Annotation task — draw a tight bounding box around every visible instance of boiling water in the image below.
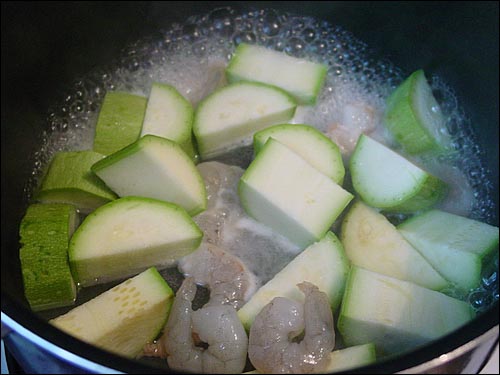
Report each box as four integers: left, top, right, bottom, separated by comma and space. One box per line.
29, 5, 497, 347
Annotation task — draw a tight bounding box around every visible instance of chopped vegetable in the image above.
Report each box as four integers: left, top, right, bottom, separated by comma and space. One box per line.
253, 123, 345, 184
50, 267, 174, 358
341, 201, 449, 290
321, 343, 377, 373
69, 196, 203, 287
92, 135, 207, 216
19, 203, 78, 311
239, 138, 353, 248
226, 43, 327, 105
35, 150, 117, 213
193, 81, 297, 159
350, 134, 448, 213
140, 82, 197, 160
238, 232, 349, 331
398, 209, 499, 292
93, 91, 147, 155
337, 267, 474, 356
243, 342, 378, 374
384, 69, 451, 154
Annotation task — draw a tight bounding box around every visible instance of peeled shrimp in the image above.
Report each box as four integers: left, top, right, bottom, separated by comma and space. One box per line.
144, 277, 248, 374
248, 281, 335, 374
178, 243, 257, 310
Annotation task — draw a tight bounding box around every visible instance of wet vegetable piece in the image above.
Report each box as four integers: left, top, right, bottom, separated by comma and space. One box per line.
92, 135, 207, 216
253, 123, 345, 184
398, 209, 499, 292
239, 138, 352, 248
226, 43, 327, 105
50, 267, 174, 358
384, 69, 451, 154
350, 134, 448, 213
238, 232, 349, 331
140, 82, 197, 160
19, 203, 78, 311
93, 91, 147, 155
338, 266, 474, 356
341, 200, 449, 291
193, 81, 297, 159
69, 197, 202, 287
36, 150, 117, 213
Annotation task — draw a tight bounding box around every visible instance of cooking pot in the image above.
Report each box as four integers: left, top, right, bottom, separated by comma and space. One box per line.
1, 1, 498, 373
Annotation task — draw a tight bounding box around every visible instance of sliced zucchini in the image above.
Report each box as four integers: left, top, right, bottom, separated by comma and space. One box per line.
92, 135, 206, 216
226, 43, 327, 105
239, 138, 353, 248
50, 267, 173, 358
245, 343, 377, 374
193, 81, 297, 159
238, 232, 349, 331
19, 203, 78, 311
322, 343, 377, 373
140, 82, 196, 160
69, 197, 203, 287
341, 201, 448, 291
93, 91, 147, 155
253, 124, 345, 184
398, 210, 499, 292
384, 69, 451, 154
337, 267, 474, 356
350, 134, 448, 213
35, 150, 117, 213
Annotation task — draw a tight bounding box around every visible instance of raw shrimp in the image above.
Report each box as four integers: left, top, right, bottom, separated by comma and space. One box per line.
178, 243, 257, 310
143, 277, 248, 374
248, 281, 335, 374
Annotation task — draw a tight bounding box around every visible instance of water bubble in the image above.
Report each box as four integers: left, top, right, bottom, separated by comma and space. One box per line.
232, 31, 256, 45
311, 40, 327, 53
284, 37, 305, 56
182, 23, 200, 41
259, 11, 281, 37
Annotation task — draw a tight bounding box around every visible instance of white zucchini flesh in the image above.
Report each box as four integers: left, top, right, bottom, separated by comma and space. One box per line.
337, 267, 474, 356
140, 82, 196, 159
226, 43, 327, 105
245, 343, 376, 374
50, 267, 174, 358
91, 135, 206, 216
384, 69, 451, 154
253, 123, 345, 184
341, 201, 449, 291
398, 209, 499, 291
69, 197, 203, 287
238, 232, 349, 331
193, 81, 297, 159
321, 343, 377, 373
239, 138, 353, 248
350, 134, 447, 213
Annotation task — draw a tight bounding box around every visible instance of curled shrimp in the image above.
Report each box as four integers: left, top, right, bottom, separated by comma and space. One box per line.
178, 243, 257, 310
248, 281, 335, 374
144, 277, 248, 374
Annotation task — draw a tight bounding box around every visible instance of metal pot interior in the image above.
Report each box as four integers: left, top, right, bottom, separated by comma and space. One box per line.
1, 2, 498, 373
